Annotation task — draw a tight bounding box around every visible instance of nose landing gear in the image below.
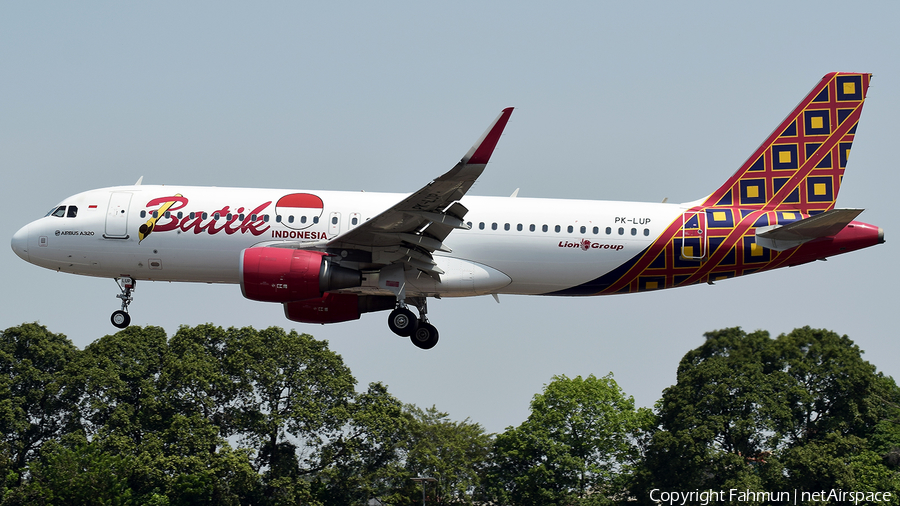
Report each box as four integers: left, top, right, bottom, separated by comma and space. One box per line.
110, 277, 134, 329
388, 297, 439, 349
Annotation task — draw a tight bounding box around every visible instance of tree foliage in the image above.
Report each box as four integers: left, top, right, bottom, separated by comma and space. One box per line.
637, 326, 900, 501
485, 374, 654, 505
0, 323, 410, 505
2, 323, 897, 505
402, 405, 493, 504
0, 324, 79, 484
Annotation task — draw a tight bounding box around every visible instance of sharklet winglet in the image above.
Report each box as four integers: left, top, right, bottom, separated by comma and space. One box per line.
461, 107, 514, 166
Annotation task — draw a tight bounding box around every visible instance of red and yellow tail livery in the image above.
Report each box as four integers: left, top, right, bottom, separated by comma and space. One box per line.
705, 72, 870, 213
558, 73, 881, 296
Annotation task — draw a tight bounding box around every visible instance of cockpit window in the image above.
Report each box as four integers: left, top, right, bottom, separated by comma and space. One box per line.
51, 206, 66, 218
67, 206, 78, 218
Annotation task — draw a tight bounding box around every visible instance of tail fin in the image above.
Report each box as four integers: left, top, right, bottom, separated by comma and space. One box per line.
703, 72, 871, 213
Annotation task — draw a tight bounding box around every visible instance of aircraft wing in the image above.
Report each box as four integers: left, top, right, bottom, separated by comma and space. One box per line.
755, 208, 864, 251
325, 107, 514, 277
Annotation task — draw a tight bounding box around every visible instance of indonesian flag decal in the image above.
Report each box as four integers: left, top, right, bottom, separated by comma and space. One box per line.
275, 193, 324, 230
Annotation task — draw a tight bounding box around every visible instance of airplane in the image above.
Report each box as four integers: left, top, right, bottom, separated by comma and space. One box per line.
11, 72, 884, 350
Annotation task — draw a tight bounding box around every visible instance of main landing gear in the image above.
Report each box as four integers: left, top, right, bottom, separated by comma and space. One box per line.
110, 277, 135, 329
388, 297, 439, 350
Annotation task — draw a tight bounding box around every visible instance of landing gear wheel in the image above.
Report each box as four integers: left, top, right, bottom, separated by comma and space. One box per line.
388, 308, 417, 337
111, 310, 131, 329
410, 322, 439, 350
111, 277, 135, 328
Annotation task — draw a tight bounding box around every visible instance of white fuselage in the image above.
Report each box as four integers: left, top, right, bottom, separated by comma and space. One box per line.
12, 185, 684, 297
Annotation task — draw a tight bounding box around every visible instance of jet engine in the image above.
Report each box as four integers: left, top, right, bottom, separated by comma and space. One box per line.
240, 247, 361, 303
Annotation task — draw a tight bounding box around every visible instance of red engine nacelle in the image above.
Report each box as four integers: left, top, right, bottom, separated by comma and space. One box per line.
284, 293, 361, 324
284, 293, 396, 324
240, 247, 361, 303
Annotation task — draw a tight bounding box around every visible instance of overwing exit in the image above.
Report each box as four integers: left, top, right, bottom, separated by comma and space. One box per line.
11, 73, 884, 349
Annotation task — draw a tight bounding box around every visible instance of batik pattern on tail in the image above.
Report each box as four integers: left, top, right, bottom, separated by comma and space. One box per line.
550, 73, 872, 296
703, 72, 870, 213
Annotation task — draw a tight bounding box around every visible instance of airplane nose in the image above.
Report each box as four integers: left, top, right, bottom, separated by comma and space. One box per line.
11, 224, 30, 262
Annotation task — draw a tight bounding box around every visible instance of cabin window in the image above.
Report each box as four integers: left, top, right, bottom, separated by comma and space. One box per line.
644, 228, 650, 236
239, 214, 244, 221
189, 212, 195, 219
554, 225, 561, 233
593, 226, 599, 234
466, 221, 472, 229
567, 225, 574, 233
479, 222, 485, 230
631, 228, 637, 236
251, 214, 257, 221
263, 215, 270, 222
517, 224, 523, 231
542, 224, 548, 232
177, 212, 183, 219
140, 210, 146, 218
351, 217, 358, 225
504, 223, 510, 231
491, 223, 497, 230
165, 211, 171, 219
226, 213, 232, 220
301, 216, 307, 223
580, 226, 586, 233
202, 212, 209, 220
530, 224, 535, 232
213, 213, 220, 220
606, 227, 612, 235
332, 216, 338, 225
288, 216, 294, 223
313, 216, 319, 224
618, 227, 624, 235
152, 211, 159, 218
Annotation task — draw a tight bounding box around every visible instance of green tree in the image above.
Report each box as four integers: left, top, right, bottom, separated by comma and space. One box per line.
311, 382, 410, 506
77, 326, 259, 505
163, 324, 245, 438
77, 326, 170, 448
773, 327, 900, 494
640, 328, 786, 493
20, 437, 134, 506
225, 326, 356, 504
775, 327, 886, 445
638, 327, 900, 502
0, 323, 80, 484
486, 374, 654, 506
402, 405, 493, 505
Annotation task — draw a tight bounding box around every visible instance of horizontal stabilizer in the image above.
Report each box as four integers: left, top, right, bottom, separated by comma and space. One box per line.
755, 208, 864, 251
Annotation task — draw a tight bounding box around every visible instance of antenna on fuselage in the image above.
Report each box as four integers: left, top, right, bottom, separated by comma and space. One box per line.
134, 176, 144, 186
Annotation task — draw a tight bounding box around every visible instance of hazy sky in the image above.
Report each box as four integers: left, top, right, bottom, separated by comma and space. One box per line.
3, 2, 899, 434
